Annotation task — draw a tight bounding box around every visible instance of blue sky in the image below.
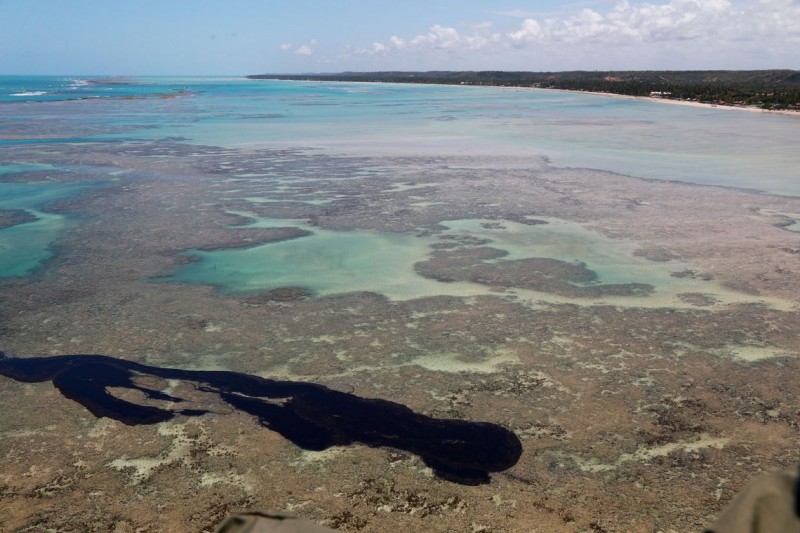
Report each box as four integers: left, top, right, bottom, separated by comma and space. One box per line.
1, 0, 798, 75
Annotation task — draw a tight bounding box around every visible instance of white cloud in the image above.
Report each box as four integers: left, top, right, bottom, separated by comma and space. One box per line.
356, 0, 800, 69
294, 39, 317, 56
508, 0, 740, 46
279, 43, 292, 51
365, 24, 501, 56
471, 20, 494, 31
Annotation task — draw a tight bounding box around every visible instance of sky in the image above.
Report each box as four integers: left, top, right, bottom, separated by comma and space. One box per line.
0, 0, 798, 75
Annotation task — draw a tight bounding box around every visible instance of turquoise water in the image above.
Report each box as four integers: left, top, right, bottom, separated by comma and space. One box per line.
164, 217, 460, 300
0, 180, 90, 278
2, 75, 799, 295
162, 214, 781, 308
2, 76, 799, 194
0, 75, 193, 103
0, 163, 56, 175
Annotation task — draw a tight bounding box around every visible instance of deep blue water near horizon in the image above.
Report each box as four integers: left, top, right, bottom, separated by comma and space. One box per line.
0, 75, 198, 103
2, 74, 799, 196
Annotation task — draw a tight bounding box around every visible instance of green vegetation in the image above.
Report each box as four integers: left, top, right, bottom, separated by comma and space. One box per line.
248, 70, 800, 111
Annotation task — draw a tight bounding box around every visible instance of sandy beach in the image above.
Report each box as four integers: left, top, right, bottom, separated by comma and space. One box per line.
548, 87, 800, 116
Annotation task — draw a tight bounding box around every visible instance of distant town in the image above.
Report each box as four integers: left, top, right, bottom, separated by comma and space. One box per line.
248, 70, 800, 111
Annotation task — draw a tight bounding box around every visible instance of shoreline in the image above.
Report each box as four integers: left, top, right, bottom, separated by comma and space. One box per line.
251, 76, 800, 117
465, 82, 800, 117
554, 88, 800, 117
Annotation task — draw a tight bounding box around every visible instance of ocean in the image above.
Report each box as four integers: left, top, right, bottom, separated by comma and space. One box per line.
2, 76, 799, 193
2, 75, 798, 295
1, 75, 800, 531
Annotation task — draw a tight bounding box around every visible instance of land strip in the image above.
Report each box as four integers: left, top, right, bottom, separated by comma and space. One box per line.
248, 70, 800, 112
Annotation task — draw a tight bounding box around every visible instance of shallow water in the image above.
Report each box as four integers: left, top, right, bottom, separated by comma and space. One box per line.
2, 76, 799, 298
162, 213, 779, 309
161, 216, 486, 300
0, 180, 90, 278
2, 76, 799, 195
2, 76, 800, 531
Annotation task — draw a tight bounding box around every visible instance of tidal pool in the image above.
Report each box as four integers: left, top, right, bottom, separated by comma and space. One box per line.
0, 180, 90, 278
162, 214, 775, 309
164, 216, 486, 300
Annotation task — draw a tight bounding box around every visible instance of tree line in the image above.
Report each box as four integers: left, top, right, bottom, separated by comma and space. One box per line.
248, 70, 800, 110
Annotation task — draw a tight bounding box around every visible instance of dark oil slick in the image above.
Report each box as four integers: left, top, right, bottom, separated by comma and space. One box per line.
0, 351, 522, 485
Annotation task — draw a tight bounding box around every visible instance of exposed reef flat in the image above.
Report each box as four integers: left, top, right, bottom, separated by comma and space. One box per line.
1, 139, 799, 532
0, 209, 36, 230
0, 352, 521, 486
414, 246, 654, 298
